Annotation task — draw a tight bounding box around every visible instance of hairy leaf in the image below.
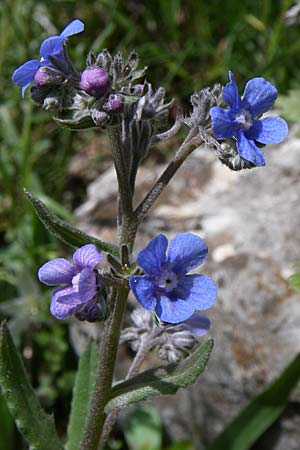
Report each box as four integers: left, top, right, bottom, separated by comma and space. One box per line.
66, 341, 98, 450
25, 191, 119, 256
105, 339, 213, 413
53, 116, 96, 130
0, 322, 63, 450
207, 352, 300, 450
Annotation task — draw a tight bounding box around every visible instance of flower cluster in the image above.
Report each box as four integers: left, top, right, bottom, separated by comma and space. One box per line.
121, 308, 211, 363
210, 71, 288, 167
38, 244, 104, 321
12, 20, 146, 120
12, 20, 84, 110
129, 233, 217, 324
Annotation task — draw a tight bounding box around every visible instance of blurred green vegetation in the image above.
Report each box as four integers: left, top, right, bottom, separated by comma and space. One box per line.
0, 0, 300, 448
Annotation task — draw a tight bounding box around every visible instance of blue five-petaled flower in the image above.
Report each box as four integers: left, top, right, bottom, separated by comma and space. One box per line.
129, 233, 217, 324
38, 244, 102, 320
12, 19, 84, 96
210, 71, 288, 167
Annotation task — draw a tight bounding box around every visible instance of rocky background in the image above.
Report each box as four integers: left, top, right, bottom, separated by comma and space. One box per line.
72, 125, 300, 450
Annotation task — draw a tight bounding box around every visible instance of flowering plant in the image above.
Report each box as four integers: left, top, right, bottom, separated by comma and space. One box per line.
0, 18, 289, 450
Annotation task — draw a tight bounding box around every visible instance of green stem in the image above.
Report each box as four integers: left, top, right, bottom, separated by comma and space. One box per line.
80, 285, 130, 450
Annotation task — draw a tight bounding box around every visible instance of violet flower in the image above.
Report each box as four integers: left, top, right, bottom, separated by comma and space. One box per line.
210, 71, 288, 166
129, 233, 217, 324
38, 244, 103, 320
12, 19, 84, 95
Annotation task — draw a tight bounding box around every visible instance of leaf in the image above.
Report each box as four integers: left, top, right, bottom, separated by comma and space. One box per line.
0, 322, 64, 450
0, 393, 15, 450
25, 191, 119, 256
53, 116, 97, 130
66, 341, 98, 450
105, 339, 213, 414
207, 352, 300, 450
123, 405, 162, 450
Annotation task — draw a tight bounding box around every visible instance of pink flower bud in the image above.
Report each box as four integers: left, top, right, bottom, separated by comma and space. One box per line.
80, 67, 110, 98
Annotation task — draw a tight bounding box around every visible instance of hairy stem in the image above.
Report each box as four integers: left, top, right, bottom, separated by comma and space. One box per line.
80, 285, 129, 450
97, 326, 162, 448
108, 125, 133, 235
134, 127, 202, 225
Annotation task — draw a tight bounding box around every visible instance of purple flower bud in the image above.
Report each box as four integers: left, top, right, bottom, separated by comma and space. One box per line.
34, 68, 50, 86
80, 67, 110, 98
33, 67, 64, 87
104, 94, 123, 113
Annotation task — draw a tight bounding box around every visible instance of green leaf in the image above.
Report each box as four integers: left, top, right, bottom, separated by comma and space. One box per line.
123, 405, 162, 450
66, 341, 98, 450
105, 339, 213, 414
0, 322, 64, 450
207, 352, 300, 450
25, 191, 119, 256
289, 273, 300, 291
0, 393, 15, 450
53, 116, 97, 130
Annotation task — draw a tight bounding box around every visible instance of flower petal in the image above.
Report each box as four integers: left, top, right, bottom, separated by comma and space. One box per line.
242, 77, 278, 116
236, 131, 266, 166
129, 276, 157, 309
50, 287, 81, 319
245, 117, 288, 144
60, 19, 85, 38
78, 268, 97, 302
223, 71, 241, 111
155, 295, 194, 324
12, 60, 40, 90
38, 258, 75, 286
182, 313, 210, 336
73, 244, 103, 269
136, 234, 168, 274
180, 274, 217, 310
210, 107, 236, 139
167, 233, 208, 273
40, 36, 64, 61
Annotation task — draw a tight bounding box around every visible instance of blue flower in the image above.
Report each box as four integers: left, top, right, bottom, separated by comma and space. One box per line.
38, 244, 103, 320
129, 233, 217, 324
210, 71, 288, 167
12, 19, 84, 96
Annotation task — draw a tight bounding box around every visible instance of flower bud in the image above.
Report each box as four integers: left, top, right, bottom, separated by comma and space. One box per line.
80, 67, 110, 98
104, 94, 123, 113
34, 67, 64, 87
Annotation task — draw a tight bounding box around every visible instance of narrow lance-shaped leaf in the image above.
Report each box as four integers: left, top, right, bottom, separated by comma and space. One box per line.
0, 322, 64, 450
66, 340, 98, 450
54, 116, 97, 130
25, 191, 119, 256
105, 339, 213, 414
207, 352, 300, 450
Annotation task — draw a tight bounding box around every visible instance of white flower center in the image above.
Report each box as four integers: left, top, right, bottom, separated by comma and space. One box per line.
234, 110, 253, 130
72, 273, 80, 291
157, 270, 178, 293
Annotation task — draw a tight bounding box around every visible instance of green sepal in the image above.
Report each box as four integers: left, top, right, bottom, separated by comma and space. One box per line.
105, 339, 213, 413
0, 322, 64, 450
53, 116, 96, 130
25, 191, 119, 256
66, 341, 98, 450
207, 351, 300, 450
